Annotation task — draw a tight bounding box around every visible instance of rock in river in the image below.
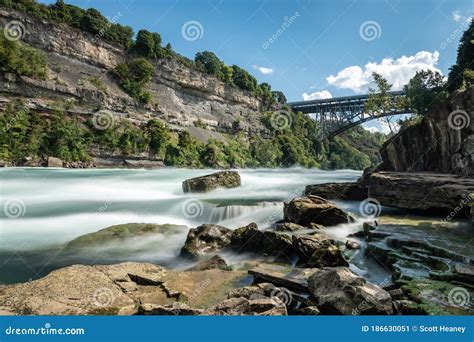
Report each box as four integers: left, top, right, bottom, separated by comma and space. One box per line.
180, 224, 233, 259
284, 195, 354, 227
182, 171, 241, 193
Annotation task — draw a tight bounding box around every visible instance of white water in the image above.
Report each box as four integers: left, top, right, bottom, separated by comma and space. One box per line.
1, 167, 389, 283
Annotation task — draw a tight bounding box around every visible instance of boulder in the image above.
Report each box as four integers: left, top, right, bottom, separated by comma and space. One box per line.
206, 297, 287, 316
185, 255, 228, 271
64, 223, 186, 251
345, 240, 360, 250
275, 222, 323, 232
138, 302, 204, 315
180, 224, 233, 259
292, 234, 348, 268
182, 171, 241, 193
308, 267, 393, 315
284, 196, 353, 227
0, 262, 248, 315
230, 223, 263, 252
230, 223, 293, 258
47, 156, 63, 167
248, 264, 317, 292
305, 182, 367, 201
368, 172, 474, 215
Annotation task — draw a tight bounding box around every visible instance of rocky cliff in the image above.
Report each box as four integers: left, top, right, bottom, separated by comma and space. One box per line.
380, 88, 474, 176
0, 8, 266, 141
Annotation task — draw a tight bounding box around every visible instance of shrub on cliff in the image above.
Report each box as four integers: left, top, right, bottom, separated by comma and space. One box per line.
404, 70, 448, 115
112, 58, 154, 103
1, 0, 134, 47
0, 35, 47, 79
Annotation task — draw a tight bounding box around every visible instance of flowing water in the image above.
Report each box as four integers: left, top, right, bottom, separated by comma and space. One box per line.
0, 167, 467, 285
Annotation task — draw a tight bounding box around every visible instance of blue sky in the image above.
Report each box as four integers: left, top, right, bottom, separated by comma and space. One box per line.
41, 0, 472, 132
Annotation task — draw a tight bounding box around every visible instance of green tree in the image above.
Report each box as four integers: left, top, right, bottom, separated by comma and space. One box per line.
447, 19, 474, 91
113, 58, 154, 103
404, 70, 447, 115
146, 120, 170, 159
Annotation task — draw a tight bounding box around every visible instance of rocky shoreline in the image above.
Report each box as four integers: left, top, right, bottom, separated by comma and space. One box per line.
1, 174, 472, 316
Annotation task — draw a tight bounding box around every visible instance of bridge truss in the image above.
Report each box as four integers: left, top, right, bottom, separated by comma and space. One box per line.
288, 91, 410, 138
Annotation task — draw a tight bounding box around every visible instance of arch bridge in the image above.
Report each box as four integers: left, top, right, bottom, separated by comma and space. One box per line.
288, 91, 410, 138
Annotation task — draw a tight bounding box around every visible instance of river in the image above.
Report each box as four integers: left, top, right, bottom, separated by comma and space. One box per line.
0, 167, 466, 286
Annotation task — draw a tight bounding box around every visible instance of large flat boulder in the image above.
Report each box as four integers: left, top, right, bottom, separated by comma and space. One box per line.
64, 223, 187, 251
182, 171, 241, 193
305, 182, 367, 201
248, 264, 318, 292
0, 262, 247, 315
284, 196, 354, 227
308, 267, 393, 315
368, 172, 474, 216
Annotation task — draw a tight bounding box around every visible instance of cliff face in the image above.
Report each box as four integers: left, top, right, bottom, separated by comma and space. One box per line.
380, 88, 474, 176
0, 8, 265, 140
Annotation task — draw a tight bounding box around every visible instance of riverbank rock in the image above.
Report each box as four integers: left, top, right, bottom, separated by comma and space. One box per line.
185, 255, 228, 271
292, 233, 348, 268
304, 182, 367, 201
308, 267, 393, 315
275, 222, 323, 232
180, 224, 233, 259
368, 172, 474, 216
248, 264, 317, 292
0, 262, 248, 315
399, 278, 474, 315
47, 156, 63, 167
64, 223, 187, 251
365, 223, 473, 282
284, 196, 354, 227
182, 171, 241, 193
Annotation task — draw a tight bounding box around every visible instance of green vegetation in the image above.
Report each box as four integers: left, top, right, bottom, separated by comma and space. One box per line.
0, 0, 134, 47
0, 34, 47, 79
447, 19, 474, 92
0, 102, 381, 169
112, 58, 154, 103
404, 70, 447, 115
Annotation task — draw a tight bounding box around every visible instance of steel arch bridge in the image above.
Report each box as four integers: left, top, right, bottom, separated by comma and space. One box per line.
288, 91, 411, 138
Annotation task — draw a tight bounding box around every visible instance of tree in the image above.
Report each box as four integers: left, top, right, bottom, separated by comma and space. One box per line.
231, 65, 257, 91
447, 19, 474, 91
146, 120, 170, 159
365, 73, 407, 134
404, 70, 447, 115
134, 30, 162, 59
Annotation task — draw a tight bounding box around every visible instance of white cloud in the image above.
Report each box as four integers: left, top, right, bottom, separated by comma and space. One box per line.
326, 51, 441, 93
252, 65, 274, 75
452, 10, 462, 22
451, 10, 473, 23
302, 90, 333, 101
